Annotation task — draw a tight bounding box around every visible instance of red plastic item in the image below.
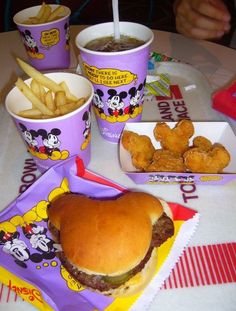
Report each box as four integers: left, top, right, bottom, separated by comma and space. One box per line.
212, 81, 236, 120
75, 156, 125, 191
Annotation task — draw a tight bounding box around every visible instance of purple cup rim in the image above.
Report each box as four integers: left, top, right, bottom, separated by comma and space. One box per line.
75, 22, 154, 56
5, 72, 94, 123
13, 4, 71, 27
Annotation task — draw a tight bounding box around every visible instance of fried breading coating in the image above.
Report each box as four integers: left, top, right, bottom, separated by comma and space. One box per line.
121, 130, 155, 170
153, 119, 194, 155
183, 143, 230, 173
145, 149, 186, 172
192, 136, 212, 151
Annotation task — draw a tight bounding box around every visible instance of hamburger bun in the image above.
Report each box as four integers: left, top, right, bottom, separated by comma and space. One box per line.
48, 191, 174, 297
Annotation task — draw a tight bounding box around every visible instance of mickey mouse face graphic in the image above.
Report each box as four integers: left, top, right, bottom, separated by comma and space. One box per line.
129, 85, 142, 106
45, 132, 60, 148
82, 110, 91, 139
19, 123, 39, 151
38, 128, 61, 155
106, 89, 127, 116
64, 22, 70, 47
124, 82, 145, 115
23, 130, 38, 146
21, 30, 38, 54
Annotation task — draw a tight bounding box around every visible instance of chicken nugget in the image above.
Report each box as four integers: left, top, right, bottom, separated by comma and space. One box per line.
183, 143, 230, 173
121, 130, 155, 170
146, 149, 185, 172
153, 119, 194, 155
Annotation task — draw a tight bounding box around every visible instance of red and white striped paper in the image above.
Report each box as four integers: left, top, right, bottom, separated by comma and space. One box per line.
162, 242, 236, 290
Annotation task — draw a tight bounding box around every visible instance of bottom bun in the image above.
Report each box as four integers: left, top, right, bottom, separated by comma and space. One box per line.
103, 248, 158, 298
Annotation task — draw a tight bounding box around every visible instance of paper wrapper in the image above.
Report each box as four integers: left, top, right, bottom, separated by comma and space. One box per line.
148, 52, 179, 71
0, 156, 199, 311
145, 73, 171, 97
144, 52, 178, 98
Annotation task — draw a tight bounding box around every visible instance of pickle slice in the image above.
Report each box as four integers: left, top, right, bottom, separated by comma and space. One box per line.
102, 271, 132, 285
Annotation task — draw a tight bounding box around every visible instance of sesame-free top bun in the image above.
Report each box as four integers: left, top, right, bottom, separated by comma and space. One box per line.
48, 192, 164, 276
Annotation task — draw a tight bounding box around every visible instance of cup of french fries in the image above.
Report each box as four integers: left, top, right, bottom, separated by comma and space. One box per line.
5, 58, 94, 173
13, 3, 71, 70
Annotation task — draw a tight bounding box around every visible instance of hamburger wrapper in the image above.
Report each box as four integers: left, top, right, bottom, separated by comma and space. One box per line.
0, 156, 199, 311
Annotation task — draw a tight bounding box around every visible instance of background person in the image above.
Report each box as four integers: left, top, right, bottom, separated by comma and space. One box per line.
173, 0, 236, 48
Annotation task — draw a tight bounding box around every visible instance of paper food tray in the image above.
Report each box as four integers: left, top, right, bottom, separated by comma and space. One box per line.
120, 121, 236, 185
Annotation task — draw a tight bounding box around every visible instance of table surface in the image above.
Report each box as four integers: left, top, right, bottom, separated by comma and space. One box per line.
0, 25, 236, 311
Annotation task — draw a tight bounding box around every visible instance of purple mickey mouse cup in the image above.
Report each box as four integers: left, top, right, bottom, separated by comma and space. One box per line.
13, 5, 71, 70
5, 72, 94, 173
75, 22, 154, 143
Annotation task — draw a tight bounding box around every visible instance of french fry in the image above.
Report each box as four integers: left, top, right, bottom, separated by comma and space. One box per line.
75, 97, 86, 108
18, 108, 43, 119
20, 114, 44, 119
45, 90, 56, 111
15, 77, 54, 116
38, 4, 52, 23
54, 102, 78, 116
55, 91, 66, 107
39, 83, 46, 101
24, 17, 39, 24
47, 5, 65, 22
16, 58, 63, 93
59, 81, 78, 102
30, 79, 41, 98
36, 2, 46, 20
38, 114, 54, 119
30, 79, 45, 102
15, 58, 87, 119
22, 3, 66, 25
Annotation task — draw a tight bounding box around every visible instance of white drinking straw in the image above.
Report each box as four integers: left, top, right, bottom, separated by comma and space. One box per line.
112, 0, 120, 40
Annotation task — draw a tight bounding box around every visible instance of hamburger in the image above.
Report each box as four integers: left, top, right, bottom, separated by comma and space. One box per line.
48, 191, 174, 297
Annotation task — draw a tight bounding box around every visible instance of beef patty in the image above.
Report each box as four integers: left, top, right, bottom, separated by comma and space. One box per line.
49, 213, 174, 292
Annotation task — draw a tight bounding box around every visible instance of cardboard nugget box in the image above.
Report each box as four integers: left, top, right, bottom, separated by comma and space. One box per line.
119, 121, 236, 185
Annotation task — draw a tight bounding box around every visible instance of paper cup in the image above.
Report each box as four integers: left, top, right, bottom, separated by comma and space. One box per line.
5, 73, 94, 173
13, 5, 71, 70
75, 22, 154, 143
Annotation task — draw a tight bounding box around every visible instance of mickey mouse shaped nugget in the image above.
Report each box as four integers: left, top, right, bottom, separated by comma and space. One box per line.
122, 130, 155, 170
146, 149, 185, 172
153, 119, 194, 155
183, 141, 230, 173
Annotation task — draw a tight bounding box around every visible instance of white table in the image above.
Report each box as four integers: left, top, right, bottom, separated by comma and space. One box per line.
0, 26, 235, 311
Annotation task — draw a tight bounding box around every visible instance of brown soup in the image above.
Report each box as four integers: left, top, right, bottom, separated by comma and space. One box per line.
84, 35, 145, 52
